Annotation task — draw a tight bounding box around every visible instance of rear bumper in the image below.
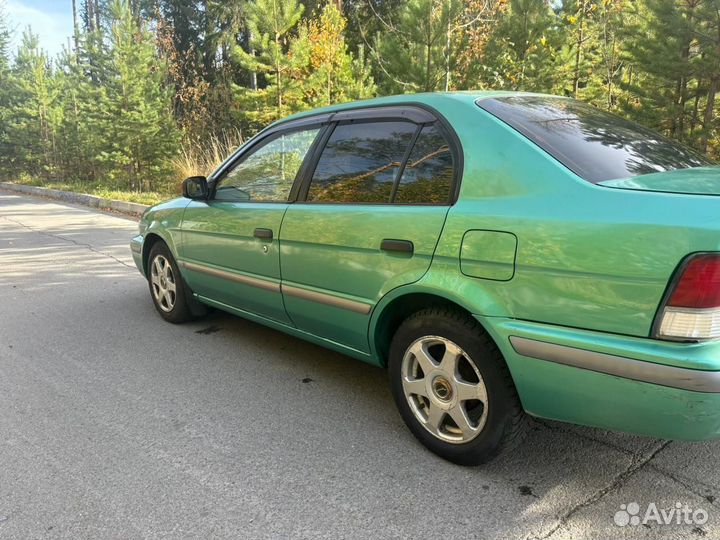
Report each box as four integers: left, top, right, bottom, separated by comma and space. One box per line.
130, 235, 144, 276
479, 316, 720, 440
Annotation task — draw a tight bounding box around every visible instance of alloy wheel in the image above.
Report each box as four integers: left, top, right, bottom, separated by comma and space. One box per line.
150, 255, 177, 312
401, 335, 489, 444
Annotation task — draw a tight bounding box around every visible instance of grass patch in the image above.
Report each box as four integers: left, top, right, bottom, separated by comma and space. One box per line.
9, 178, 174, 206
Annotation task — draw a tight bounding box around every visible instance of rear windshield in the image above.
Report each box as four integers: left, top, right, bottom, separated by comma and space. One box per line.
478, 96, 712, 183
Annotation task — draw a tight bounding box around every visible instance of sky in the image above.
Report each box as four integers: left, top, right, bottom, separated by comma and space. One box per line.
4, 0, 74, 58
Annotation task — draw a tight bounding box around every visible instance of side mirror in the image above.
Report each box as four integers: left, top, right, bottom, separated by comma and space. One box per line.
182, 176, 209, 200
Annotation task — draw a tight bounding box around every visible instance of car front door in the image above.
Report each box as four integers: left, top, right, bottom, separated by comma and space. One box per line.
279, 109, 459, 353
180, 125, 323, 323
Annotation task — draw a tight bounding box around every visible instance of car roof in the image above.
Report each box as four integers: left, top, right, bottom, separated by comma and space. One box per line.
268, 91, 555, 128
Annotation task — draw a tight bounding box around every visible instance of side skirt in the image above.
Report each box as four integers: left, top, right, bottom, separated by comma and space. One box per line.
194, 294, 380, 366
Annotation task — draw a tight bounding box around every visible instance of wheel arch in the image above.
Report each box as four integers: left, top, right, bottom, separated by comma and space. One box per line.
143, 230, 208, 318
371, 289, 482, 368
141, 232, 168, 277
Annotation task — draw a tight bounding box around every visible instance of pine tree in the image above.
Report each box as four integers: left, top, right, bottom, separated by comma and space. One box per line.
553, 0, 634, 108
145, 0, 208, 111
556, 0, 599, 98
0, 0, 9, 73
54, 42, 107, 182
301, 1, 375, 107
100, 0, 179, 191
3, 31, 59, 180
82, 0, 105, 32
624, 0, 701, 142
0, 0, 718, 191
481, 0, 560, 92
73, 0, 178, 191
591, 0, 632, 110
694, 0, 720, 154
232, 0, 305, 128
343, 0, 406, 57
0, 0, 12, 179
372, 0, 466, 93
454, 0, 509, 90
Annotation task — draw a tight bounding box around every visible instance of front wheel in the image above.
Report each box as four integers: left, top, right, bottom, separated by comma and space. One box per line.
147, 242, 195, 323
388, 307, 527, 465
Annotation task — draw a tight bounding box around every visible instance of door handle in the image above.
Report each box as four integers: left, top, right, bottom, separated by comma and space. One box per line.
254, 228, 273, 240
380, 239, 414, 254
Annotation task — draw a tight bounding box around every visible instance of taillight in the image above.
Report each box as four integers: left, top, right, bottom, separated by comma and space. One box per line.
656, 253, 720, 340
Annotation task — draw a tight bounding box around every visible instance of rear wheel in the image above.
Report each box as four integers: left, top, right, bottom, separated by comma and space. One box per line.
388, 307, 526, 465
147, 242, 195, 323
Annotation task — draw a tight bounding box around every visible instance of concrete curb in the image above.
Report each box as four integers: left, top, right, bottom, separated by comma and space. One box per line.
0, 182, 150, 216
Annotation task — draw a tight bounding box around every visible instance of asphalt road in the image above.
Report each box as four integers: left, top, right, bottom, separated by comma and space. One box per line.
1, 192, 720, 539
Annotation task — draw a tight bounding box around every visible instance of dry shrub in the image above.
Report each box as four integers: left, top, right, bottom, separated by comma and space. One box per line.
172, 128, 245, 181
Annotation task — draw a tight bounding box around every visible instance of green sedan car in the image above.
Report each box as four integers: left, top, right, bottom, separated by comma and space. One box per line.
131, 91, 720, 465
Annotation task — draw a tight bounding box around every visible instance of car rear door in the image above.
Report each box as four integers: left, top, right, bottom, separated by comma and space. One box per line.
179, 121, 325, 323
279, 107, 460, 353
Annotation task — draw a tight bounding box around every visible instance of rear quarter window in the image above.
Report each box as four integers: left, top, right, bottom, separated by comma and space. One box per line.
394, 123, 454, 204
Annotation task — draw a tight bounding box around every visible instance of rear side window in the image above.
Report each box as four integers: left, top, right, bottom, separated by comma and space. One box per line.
394, 123, 454, 204
478, 96, 711, 183
307, 121, 417, 203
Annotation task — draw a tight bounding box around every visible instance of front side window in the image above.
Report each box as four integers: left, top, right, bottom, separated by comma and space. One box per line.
215, 128, 320, 202
478, 96, 711, 183
307, 121, 417, 203
394, 123, 454, 204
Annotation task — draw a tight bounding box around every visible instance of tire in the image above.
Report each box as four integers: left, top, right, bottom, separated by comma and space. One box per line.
147, 242, 195, 324
388, 307, 527, 465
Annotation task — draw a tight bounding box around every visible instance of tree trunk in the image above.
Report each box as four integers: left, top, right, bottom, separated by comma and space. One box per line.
676, 2, 697, 140
690, 80, 702, 133
602, 4, 612, 109
702, 76, 718, 153
572, 1, 587, 98
426, 39, 432, 92
95, 0, 101, 33
444, 18, 451, 92
275, 33, 282, 112
678, 75, 688, 139
86, 0, 95, 32
519, 7, 529, 89
71, 0, 80, 52
249, 30, 257, 91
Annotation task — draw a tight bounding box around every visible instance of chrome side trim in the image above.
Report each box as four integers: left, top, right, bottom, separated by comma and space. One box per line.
180, 261, 280, 293
509, 335, 720, 393
179, 260, 372, 314
282, 284, 372, 315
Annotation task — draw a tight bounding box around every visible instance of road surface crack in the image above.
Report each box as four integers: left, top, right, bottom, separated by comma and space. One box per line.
1, 215, 136, 270
646, 463, 720, 505
527, 440, 672, 539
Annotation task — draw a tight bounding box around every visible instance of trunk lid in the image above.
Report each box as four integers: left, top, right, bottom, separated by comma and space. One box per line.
599, 166, 720, 196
